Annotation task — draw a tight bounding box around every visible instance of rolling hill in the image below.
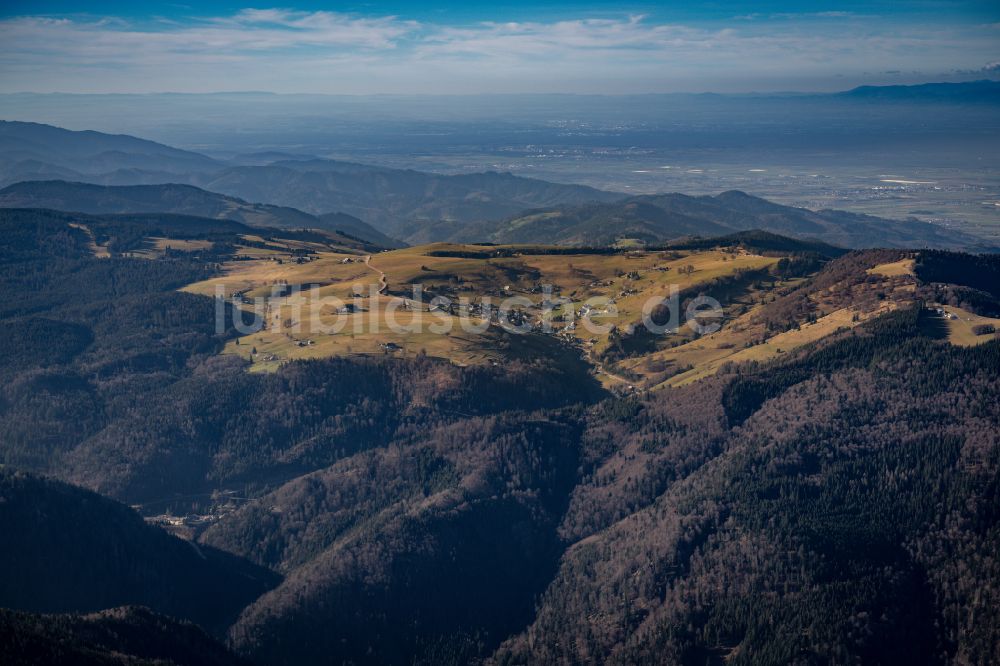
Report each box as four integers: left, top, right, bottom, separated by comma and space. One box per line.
0, 206, 998, 664
0, 606, 248, 666
465, 190, 995, 250
193, 159, 623, 237
0, 120, 221, 184
0, 469, 279, 635
0, 122, 623, 240
0, 180, 401, 248
316, 211, 403, 249
2, 122, 993, 252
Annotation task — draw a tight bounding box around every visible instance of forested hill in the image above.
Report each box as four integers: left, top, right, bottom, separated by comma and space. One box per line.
0, 206, 997, 664
0, 606, 249, 666
459, 190, 995, 250
195, 161, 623, 237
0, 120, 220, 178
496, 308, 1000, 664
0, 122, 622, 241
0, 180, 400, 248
2, 122, 993, 252
0, 470, 279, 635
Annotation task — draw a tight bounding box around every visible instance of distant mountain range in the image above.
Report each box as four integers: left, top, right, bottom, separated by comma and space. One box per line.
0, 121, 621, 239
0, 120, 220, 181
837, 79, 1000, 102
193, 159, 622, 236
435, 190, 996, 250
0, 180, 402, 249
0, 120, 995, 251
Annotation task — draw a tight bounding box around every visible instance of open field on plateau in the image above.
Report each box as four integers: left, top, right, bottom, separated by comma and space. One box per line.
933, 304, 1000, 346
183, 240, 779, 378
174, 231, 997, 391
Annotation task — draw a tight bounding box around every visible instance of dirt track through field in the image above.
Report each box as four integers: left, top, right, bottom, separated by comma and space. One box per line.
365, 255, 388, 294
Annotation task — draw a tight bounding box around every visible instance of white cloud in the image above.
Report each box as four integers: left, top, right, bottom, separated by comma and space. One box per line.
0, 10, 416, 64
0, 9, 996, 93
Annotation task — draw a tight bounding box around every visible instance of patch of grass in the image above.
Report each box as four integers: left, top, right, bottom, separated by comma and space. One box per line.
186, 242, 787, 373
67, 223, 110, 259
867, 259, 915, 278
931, 304, 1000, 347
662, 305, 896, 387
128, 237, 214, 259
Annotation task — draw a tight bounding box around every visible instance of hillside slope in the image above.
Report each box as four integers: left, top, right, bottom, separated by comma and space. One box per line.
0, 123, 622, 240
195, 160, 622, 237
0, 208, 998, 664
0, 606, 247, 666
2, 122, 989, 251
0, 470, 279, 634
0, 180, 397, 247
496, 312, 1000, 664
196, 306, 1000, 665
0, 120, 220, 182
476, 190, 993, 250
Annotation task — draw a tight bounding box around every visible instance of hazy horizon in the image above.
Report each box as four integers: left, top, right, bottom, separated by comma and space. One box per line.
1, 1, 998, 94
3, 80, 999, 97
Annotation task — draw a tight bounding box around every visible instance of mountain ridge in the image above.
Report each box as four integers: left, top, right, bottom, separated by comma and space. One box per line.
0, 469, 280, 635
0, 122, 625, 238
1, 121, 994, 252
837, 79, 1000, 102
472, 190, 996, 251
0, 179, 402, 248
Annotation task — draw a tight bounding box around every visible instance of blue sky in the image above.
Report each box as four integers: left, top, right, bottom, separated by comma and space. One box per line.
0, 1, 997, 93
4, 1, 999, 22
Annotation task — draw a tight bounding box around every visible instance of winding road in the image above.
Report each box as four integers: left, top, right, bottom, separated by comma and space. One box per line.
364, 255, 388, 294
